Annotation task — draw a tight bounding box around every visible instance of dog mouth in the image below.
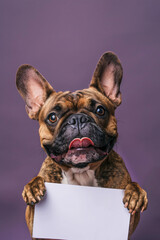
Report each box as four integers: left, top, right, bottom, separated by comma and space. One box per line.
46, 137, 113, 168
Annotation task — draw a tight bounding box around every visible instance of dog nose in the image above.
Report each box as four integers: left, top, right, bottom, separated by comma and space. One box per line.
68, 114, 89, 129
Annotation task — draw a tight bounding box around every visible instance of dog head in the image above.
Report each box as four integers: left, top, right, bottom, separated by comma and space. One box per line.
16, 52, 123, 170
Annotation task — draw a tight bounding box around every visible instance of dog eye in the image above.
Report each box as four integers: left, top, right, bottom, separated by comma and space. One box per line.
96, 106, 105, 116
47, 112, 57, 123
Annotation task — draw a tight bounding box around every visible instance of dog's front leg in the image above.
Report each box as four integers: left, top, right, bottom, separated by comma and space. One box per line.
123, 182, 148, 238
22, 158, 62, 239
22, 176, 46, 205
22, 176, 46, 239
123, 182, 148, 215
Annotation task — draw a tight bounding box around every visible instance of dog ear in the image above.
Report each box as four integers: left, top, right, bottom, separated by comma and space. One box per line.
16, 65, 54, 120
90, 52, 123, 107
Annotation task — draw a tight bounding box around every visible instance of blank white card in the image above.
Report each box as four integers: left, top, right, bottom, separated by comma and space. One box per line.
33, 183, 130, 240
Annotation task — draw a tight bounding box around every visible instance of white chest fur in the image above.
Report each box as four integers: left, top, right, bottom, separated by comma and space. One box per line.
62, 166, 98, 187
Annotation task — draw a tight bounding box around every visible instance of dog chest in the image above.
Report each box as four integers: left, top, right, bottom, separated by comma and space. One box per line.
62, 167, 98, 186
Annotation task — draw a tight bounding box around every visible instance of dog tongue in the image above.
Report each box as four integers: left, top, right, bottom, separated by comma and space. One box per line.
69, 137, 94, 149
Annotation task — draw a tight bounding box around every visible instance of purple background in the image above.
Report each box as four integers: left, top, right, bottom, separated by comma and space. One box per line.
1, 0, 160, 239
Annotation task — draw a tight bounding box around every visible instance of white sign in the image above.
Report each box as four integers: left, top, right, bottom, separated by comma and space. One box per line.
33, 183, 130, 240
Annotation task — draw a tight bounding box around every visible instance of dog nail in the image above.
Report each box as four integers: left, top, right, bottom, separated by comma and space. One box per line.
124, 202, 128, 208
40, 190, 43, 195
37, 196, 41, 201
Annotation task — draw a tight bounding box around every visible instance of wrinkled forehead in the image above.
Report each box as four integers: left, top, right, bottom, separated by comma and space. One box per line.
39, 88, 114, 119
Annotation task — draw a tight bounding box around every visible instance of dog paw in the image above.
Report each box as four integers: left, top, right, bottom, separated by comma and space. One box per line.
123, 182, 148, 215
22, 176, 46, 205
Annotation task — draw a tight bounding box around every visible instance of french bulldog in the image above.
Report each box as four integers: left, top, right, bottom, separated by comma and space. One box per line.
16, 52, 148, 240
